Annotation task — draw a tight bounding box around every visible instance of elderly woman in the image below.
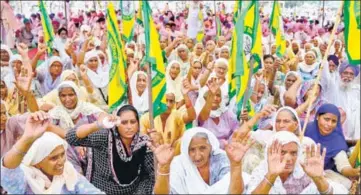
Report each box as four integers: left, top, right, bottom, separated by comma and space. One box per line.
168, 44, 191, 77
298, 51, 320, 81
1, 111, 104, 194
82, 50, 109, 112
151, 127, 252, 194
219, 46, 230, 60
195, 78, 238, 148
247, 131, 347, 194
129, 71, 148, 116
38, 70, 97, 112
192, 42, 204, 59
0, 44, 13, 81
2, 54, 23, 89
186, 60, 203, 105
290, 40, 304, 62
66, 105, 155, 194
166, 61, 184, 105
305, 103, 360, 190
35, 56, 65, 96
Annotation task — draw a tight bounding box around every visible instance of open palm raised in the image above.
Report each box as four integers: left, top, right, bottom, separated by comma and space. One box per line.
14, 66, 33, 95
23, 111, 50, 141
300, 144, 326, 178
223, 132, 255, 165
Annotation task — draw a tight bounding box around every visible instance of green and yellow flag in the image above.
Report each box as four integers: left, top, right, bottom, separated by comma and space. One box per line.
229, 0, 262, 117
141, 0, 167, 117
215, 15, 222, 40
136, 1, 143, 26
39, 0, 55, 53
232, 0, 242, 24
120, 0, 135, 43
270, 1, 287, 58
196, 9, 205, 43
107, 2, 128, 112
343, 1, 360, 65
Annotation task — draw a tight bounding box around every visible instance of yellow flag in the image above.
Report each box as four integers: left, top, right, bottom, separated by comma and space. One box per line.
107, 2, 128, 112
344, 1, 360, 65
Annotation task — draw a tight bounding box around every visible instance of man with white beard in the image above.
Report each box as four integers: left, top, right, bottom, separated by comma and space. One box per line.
321, 60, 360, 146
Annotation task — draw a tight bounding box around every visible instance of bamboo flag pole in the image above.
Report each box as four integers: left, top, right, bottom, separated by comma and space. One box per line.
146, 63, 155, 129
299, 1, 344, 142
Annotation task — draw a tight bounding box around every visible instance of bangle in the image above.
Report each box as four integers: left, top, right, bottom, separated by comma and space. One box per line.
13, 146, 27, 156
157, 170, 170, 176
264, 176, 274, 187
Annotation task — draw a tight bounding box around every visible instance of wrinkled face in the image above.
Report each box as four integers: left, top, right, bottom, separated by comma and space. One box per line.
334, 41, 341, 50
165, 93, 176, 113
328, 60, 337, 73
271, 45, 277, 54
211, 89, 222, 110
313, 39, 319, 47
186, 39, 194, 50
340, 67, 355, 83
191, 61, 202, 77
59, 30, 67, 40
0, 103, 7, 130
160, 39, 168, 50
292, 43, 299, 53
136, 74, 147, 94
11, 60, 23, 74
0, 49, 10, 63
257, 84, 265, 103
35, 145, 66, 177
215, 64, 227, 79
275, 110, 299, 133
217, 37, 226, 47
285, 74, 297, 90
188, 137, 212, 168
220, 49, 230, 59
280, 142, 298, 174
64, 74, 78, 85
117, 110, 139, 140
264, 57, 274, 70
206, 41, 215, 52
317, 113, 338, 136
169, 63, 180, 80
49, 61, 63, 77
320, 44, 327, 55
305, 44, 312, 53
0, 81, 8, 100
177, 48, 188, 60
59, 87, 77, 110
195, 44, 204, 56
87, 57, 99, 72
304, 53, 315, 65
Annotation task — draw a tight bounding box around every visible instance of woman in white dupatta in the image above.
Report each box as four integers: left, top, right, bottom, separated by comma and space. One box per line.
298, 51, 320, 81
83, 50, 109, 112
150, 127, 253, 194
247, 131, 347, 194
1, 111, 104, 194
129, 71, 149, 116
166, 60, 184, 106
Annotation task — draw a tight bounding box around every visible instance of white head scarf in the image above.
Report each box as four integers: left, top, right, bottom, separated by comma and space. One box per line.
174, 44, 190, 76
298, 51, 318, 73
48, 81, 103, 130
84, 50, 109, 88
272, 107, 301, 135
130, 71, 149, 115
21, 132, 78, 194
166, 60, 184, 102
195, 73, 227, 118
279, 71, 299, 106
169, 127, 249, 194
0, 44, 14, 86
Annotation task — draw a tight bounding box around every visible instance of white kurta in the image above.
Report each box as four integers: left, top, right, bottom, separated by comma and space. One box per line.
321, 62, 360, 140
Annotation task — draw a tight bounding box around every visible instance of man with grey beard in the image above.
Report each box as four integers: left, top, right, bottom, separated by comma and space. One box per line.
321, 60, 360, 146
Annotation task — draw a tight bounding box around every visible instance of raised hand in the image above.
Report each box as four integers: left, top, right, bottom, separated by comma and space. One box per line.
147, 129, 164, 147
240, 109, 249, 122
258, 104, 278, 118
267, 140, 287, 176
181, 78, 192, 95
16, 43, 29, 58
147, 131, 175, 166
224, 132, 255, 166
14, 66, 33, 96
23, 111, 50, 141
37, 42, 47, 56
300, 144, 326, 179
206, 60, 214, 71
206, 77, 220, 95
79, 64, 88, 78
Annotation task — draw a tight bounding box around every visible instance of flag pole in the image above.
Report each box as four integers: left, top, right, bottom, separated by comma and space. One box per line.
321, 0, 325, 28
64, 0, 68, 29
299, 1, 344, 142
146, 63, 155, 129
241, 57, 255, 118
